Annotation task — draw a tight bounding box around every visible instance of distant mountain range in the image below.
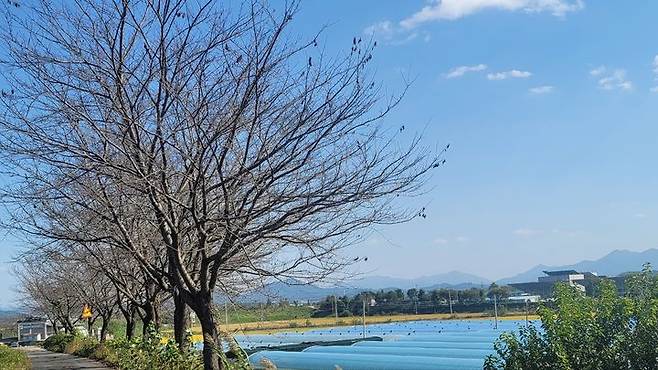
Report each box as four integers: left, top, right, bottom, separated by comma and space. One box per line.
220, 248, 658, 302
221, 281, 362, 303
349, 271, 491, 290
498, 248, 658, 284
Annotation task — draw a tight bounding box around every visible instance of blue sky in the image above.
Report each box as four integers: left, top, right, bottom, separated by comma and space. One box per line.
291, 0, 658, 282
3, 0, 658, 305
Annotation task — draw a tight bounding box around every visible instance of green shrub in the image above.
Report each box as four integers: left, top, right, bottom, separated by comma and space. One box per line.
108, 326, 203, 370
90, 342, 118, 364
219, 336, 252, 370
65, 337, 100, 357
43, 333, 75, 353
485, 263, 658, 370
0, 345, 30, 370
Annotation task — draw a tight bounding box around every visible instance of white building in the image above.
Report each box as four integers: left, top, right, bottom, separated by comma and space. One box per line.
17, 317, 54, 342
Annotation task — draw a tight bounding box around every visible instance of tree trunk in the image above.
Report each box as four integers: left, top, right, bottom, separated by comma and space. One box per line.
125, 306, 136, 340
61, 317, 74, 334
100, 315, 110, 342
191, 294, 222, 370
173, 290, 189, 350
142, 302, 160, 337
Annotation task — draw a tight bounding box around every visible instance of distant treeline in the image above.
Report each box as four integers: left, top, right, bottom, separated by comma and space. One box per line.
311, 284, 534, 317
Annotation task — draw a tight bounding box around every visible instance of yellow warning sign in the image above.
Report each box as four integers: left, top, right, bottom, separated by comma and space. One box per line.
81, 304, 93, 319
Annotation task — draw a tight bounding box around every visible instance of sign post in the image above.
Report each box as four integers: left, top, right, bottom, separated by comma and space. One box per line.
81, 304, 93, 337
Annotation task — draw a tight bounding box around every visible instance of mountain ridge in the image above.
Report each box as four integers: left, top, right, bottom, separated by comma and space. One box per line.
219, 248, 658, 302
498, 248, 658, 284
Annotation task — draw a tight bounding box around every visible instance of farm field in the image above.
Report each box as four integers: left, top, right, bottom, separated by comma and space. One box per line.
238, 319, 533, 370
182, 312, 538, 343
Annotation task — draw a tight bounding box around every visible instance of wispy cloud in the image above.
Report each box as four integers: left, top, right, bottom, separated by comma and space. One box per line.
513, 228, 543, 237
593, 67, 632, 91
529, 85, 554, 94
455, 236, 470, 243
443, 64, 487, 79
365, 0, 583, 46
400, 0, 585, 29
650, 56, 658, 92
433, 237, 449, 245
487, 70, 532, 80
363, 21, 428, 45
589, 66, 606, 76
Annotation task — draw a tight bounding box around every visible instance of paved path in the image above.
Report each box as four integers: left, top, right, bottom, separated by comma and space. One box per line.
21, 347, 112, 370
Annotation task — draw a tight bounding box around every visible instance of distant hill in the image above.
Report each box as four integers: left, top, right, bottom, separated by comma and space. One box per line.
350, 271, 491, 290
499, 248, 658, 284
0, 310, 19, 318
215, 249, 658, 302
218, 271, 492, 303
215, 279, 363, 303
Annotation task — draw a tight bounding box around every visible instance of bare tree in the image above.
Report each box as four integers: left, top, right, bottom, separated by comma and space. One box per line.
0, 1, 443, 368
14, 257, 82, 334
15, 248, 119, 341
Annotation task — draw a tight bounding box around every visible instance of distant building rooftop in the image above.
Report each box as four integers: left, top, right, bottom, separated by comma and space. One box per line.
17, 317, 48, 324
543, 270, 579, 276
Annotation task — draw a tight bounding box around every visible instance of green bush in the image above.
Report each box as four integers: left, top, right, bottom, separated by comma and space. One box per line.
108, 326, 203, 370
0, 345, 30, 370
485, 263, 658, 370
65, 337, 100, 358
43, 333, 76, 353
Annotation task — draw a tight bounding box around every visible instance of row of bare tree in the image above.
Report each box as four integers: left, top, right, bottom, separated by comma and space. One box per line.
0, 1, 441, 369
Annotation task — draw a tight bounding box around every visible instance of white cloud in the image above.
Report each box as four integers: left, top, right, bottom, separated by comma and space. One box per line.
589, 66, 606, 76
593, 68, 632, 91
363, 21, 429, 46
487, 70, 532, 80
433, 237, 449, 245
364, 21, 395, 41
513, 228, 543, 237
529, 85, 554, 94
650, 56, 658, 92
443, 64, 487, 79
400, 0, 584, 28
455, 236, 470, 243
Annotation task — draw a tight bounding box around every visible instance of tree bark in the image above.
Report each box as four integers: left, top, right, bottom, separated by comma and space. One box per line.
191, 294, 222, 370
125, 315, 136, 339
173, 290, 189, 349
140, 301, 159, 336
100, 315, 110, 342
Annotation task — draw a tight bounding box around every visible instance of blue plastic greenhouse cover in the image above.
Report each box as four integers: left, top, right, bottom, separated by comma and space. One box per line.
249, 351, 485, 370
393, 334, 499, 342
303, 345, 495, 360
353, 340, 494, 349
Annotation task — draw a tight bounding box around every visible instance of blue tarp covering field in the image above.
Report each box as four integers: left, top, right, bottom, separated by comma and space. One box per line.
239, 319, 535, 370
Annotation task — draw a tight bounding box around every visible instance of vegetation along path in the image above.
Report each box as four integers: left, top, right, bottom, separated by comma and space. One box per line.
21, 347, 111, 370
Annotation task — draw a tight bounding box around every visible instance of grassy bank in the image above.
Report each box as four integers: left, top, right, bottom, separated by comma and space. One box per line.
0, 345, 30, 370
216, 305, 314, 325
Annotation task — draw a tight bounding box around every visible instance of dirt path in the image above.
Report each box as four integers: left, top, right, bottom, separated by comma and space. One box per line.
21, 346, 112, 370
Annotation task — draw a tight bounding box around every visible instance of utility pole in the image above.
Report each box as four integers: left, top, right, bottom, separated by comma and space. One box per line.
362, 298, 366, 338
493, 294, 499, 330
448, 290, 453, 315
